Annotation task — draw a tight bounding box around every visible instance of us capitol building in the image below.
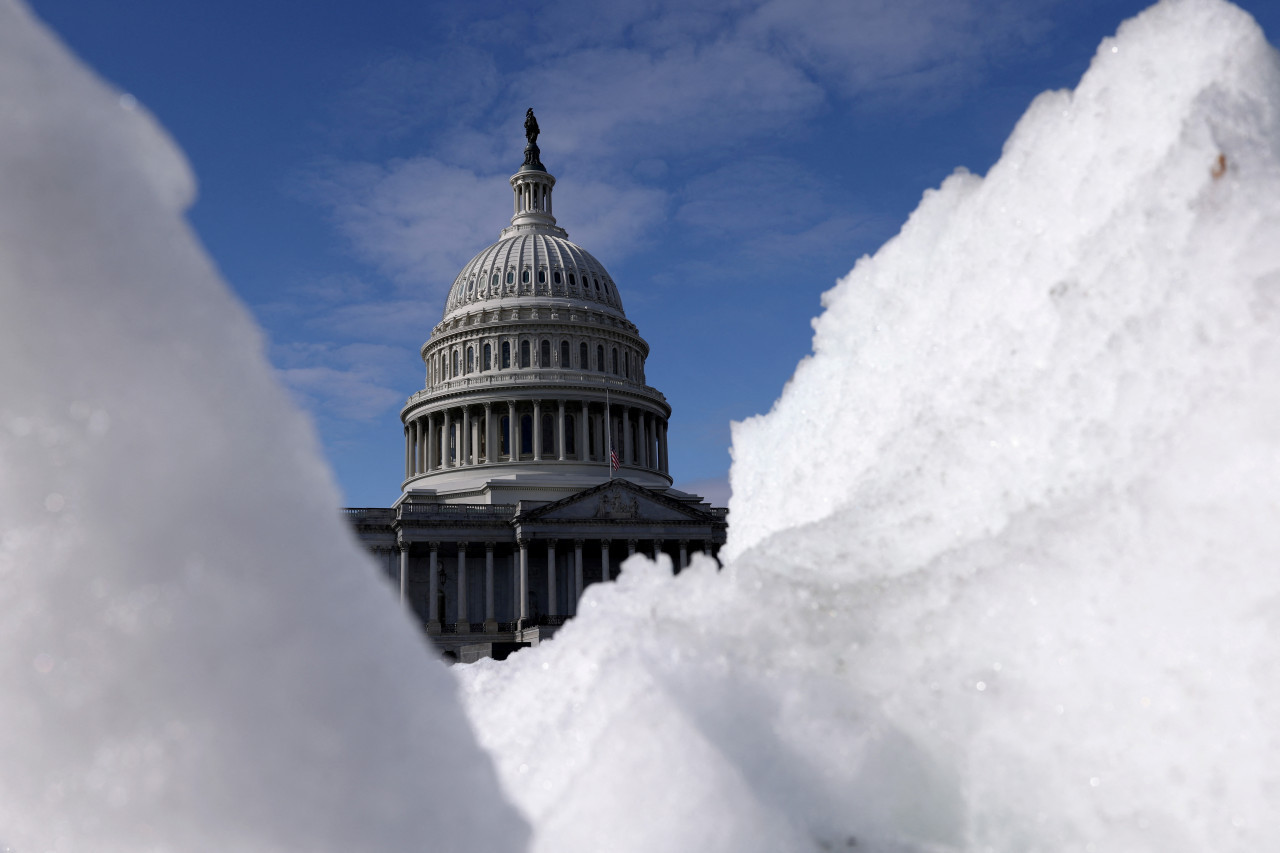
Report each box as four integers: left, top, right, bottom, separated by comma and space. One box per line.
345, 111, 727, 661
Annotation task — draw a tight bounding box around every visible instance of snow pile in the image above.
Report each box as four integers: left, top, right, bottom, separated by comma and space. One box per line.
0, 3, 524, 850
460, 1, 1280, 850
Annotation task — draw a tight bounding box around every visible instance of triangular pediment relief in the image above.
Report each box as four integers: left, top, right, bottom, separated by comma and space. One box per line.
519, 480, 718, 524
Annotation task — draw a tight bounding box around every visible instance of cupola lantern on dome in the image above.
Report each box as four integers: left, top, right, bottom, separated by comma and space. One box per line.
344, 112, 726, 658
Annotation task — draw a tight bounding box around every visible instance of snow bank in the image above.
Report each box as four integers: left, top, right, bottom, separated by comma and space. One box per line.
0, 3, 525, 850
460, 0, 1280, 850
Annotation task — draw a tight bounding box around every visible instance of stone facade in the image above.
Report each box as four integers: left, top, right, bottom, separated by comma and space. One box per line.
345, 117, 727, 659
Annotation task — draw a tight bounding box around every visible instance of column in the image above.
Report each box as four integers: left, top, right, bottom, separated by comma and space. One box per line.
573, 539, 584, 613
507, 401, 517, 461
579, 402, 589, 460
483, 402, 493, 464
427, 413, 436, 471
638, 414, 647, 468
660, 421, 669, 473
484, 542, 497, 632
517, 538, 530, 627
622, 406, 632, 467
457, 543, 469, 630
414, 418, 424, 474
557, 400, 566, 461
404, 426, 412, 478
397, 539, 410, 604
546, 539, 558, 616
600, 539, 611, 582
532, 399, 542, 461
462, 407, 472, 467
679, 540, 688, 570
442, 409, 452, 468
427, 541, 440, 632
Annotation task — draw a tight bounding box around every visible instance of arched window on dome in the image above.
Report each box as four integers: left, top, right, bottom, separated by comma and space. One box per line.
560, 340, 569, 369
569, 272, 576, 286
506, 270, 514, 285
554, 270, 562, 285
520, 414, 533, 456
540, 339, 551, 367
624, 351, 629, 378
491, 273, 498, 287
537, 269, 546, 285
541, 414, 554, 455
596, 345, 605, 372
483, 343, 492, 371
467, 346, 474, 374
565, 414, 576, 456
579, 341, 588, 370
521, 269, 530, 284
501, 341, 511, 369
593, 278, 601, 294
520, 340, 530, 368
611, 347, 618, 375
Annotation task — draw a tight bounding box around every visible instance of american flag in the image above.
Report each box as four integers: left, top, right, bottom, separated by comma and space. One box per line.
610, 449, 620, 471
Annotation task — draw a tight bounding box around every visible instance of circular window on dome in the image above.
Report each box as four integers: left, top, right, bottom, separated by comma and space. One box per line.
522, 269, 530, 284
506, 270, 514, 285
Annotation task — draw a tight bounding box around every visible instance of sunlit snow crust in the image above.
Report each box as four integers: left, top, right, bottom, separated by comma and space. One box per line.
460, 1, 1280, 850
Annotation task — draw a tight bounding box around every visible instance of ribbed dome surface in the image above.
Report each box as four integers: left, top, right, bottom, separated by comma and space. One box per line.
443, 232, 625, 318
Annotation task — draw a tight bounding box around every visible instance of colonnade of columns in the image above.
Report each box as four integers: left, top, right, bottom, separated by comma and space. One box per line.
389, 536, 716, 633
404, 399, 669, 478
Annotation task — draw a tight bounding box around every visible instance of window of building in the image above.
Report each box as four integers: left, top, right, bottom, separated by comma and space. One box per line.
554, 271, 562, 284
521, 269, 530, 284
520, 414, 533, 455
597, 345, 605, 372
483, 343, 491, 371
538, 269, 546, 284
565, 414, 576, 456
593, 278, 601, 294
491, 273, 498, 286
453, 350, 460, 375
612, 347, 618, 374
560, 340, 570, 368
540, 339, 551, 367
579, 341, 588, 369
506, 270, 514, 285
520, 340, 530, 368
569, 272, 576, 286
467, 346, 474, 373
501, 340, 511, 369
542, 414, 554, 455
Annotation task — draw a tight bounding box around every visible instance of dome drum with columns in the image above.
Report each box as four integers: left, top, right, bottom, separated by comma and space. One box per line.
346, 113, 726, 660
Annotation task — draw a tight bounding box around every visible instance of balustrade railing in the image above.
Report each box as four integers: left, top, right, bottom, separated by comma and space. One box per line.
398, 503, 515, 519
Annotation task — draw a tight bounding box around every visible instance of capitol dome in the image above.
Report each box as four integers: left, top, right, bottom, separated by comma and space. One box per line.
400, 115, 672, 501
347, 112, 727, 653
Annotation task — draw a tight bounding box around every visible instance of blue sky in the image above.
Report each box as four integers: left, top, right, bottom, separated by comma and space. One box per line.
27, 0, 1280, 508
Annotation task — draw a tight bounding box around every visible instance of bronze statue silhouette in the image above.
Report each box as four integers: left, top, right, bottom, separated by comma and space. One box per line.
524, 108, 540, 146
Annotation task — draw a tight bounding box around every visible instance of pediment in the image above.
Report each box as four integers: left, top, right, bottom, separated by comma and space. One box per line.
520, 480, 717, 524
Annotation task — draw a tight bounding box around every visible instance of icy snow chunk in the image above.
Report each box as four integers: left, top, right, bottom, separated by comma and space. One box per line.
460, 1, 1280, 850
0, 3, 525, 850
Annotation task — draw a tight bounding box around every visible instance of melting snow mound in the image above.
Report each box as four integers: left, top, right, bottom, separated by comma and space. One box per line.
0, 3, 525, 850
461, 1, 1280, 851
